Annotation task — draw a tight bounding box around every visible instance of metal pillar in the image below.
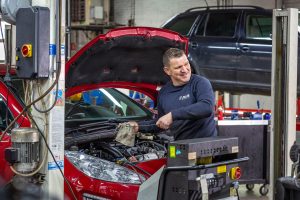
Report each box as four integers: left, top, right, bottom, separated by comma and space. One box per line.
31, 0, 65, 199
270, 8, 298, 199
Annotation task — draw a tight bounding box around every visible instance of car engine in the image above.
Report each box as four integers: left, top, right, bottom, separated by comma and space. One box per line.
65, 121, 168, 164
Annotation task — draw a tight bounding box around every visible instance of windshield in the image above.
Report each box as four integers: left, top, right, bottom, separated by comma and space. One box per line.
65, 88, 152, 121
163, 15, 198, 36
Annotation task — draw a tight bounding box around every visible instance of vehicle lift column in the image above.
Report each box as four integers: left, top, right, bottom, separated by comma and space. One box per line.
30, 0, 65, 199
270, 8, 298, 199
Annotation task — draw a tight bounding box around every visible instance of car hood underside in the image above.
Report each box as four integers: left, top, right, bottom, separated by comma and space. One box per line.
66, 27, 188, 96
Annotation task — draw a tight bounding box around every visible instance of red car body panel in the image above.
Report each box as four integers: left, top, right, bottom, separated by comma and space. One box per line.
64, 158, 167, 200
64, 158, 139, 200
0, 81, 30, 182
0, 27, 188, 199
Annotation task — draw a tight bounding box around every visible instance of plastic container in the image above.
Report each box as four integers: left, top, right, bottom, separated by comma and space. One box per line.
231, 110, 239, 120
252, 112, 263, 120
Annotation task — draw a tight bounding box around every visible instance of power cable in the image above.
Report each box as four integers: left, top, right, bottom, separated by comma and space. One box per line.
124, 161, 152, 177
29, 114, 78, 200
204, 0, 208, 7
10, 148, 47, 177
236, 188, 240, 200
33, 0, 62, 114
32, 80, 59, 113
0, 61, 61, 142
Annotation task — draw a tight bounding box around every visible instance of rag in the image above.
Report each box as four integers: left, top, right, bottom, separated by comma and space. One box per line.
115, 123, 135, 147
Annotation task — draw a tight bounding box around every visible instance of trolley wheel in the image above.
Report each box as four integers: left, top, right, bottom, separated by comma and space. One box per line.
246, 184, 254, 191
259, 184, 269, 196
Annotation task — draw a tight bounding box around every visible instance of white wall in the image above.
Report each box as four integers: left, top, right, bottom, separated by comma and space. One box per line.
231, 94, 272, 110
233, 0, 275, 9
284, 0, 300, 8
114, 0, 276, 27
134, 0, 205, 27
0, 22, 9, 63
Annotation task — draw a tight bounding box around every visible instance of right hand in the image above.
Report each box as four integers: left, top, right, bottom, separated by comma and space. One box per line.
126, 121, 139, 133
156, 112, 173, 130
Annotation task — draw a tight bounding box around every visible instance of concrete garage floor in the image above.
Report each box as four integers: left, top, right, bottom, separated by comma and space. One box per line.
239, 185, 268, 200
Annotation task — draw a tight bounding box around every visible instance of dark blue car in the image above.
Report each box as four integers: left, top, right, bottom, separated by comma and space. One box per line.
162, 5, 300, 95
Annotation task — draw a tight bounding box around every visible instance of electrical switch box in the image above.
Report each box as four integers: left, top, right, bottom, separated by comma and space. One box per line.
16, 7, 50, 79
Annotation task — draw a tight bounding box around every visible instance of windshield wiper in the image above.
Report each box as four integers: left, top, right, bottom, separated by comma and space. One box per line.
65, 120, 119, 135
65, 101, 89, 119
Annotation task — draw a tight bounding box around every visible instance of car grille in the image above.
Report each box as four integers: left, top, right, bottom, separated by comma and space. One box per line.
83, 193, 110, 200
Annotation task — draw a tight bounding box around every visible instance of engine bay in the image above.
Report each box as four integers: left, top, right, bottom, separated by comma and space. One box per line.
65, 121, 169, 168
68, 139, 167, 163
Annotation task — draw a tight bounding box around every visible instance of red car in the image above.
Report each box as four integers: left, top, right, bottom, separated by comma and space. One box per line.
0, 27, 188, 200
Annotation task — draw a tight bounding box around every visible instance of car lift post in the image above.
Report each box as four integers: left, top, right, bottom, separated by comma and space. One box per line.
270, 8, 298, 199
31, 0, 65, 199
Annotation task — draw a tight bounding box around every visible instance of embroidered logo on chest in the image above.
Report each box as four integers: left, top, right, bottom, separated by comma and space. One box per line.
179, 94, 190, 101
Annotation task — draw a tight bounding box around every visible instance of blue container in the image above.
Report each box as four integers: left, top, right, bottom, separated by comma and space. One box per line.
252, 112, 262, 120
231, 110, 239, 120
263, 113, 271, 120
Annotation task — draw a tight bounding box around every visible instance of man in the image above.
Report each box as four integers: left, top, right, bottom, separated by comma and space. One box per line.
129, 48, 217, 140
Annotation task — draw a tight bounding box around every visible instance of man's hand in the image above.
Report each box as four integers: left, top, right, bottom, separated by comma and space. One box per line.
156, 112, 173, 130
126, 121, 139, 133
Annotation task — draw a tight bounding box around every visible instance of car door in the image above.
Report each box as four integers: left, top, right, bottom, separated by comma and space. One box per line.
188, 11, 241, 89
237, 10, 273, 92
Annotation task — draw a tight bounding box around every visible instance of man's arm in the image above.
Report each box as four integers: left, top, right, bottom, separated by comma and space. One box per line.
172, 77, 214, 120
138, 94, 167, 132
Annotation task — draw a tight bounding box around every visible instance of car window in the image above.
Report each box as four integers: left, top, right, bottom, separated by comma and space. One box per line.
205, 12, 239, 37
163, 15, 198, 36
195, 15, 206, 36
298, 14, 300, 33
65, 88, 151, 120
246, 15, 272, 39
0, 96, 13, 131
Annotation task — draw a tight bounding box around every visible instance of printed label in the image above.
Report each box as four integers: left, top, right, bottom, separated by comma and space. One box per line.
49, 44, 56, 55
176, 149, 182, 155
217, 165, 227, 174
232, 146, 239, 153
188, 152, 197, 160
48, 160, 64, 170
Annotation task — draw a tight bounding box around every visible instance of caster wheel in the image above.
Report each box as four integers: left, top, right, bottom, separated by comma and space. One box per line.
246, 184, 254, 191
259, 185, 269, 196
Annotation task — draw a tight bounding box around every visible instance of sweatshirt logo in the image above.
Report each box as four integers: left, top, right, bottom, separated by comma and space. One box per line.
179, 94, 190, 101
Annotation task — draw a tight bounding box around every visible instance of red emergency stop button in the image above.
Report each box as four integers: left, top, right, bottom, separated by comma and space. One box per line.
230, 167, 241, 180
21, 44, 32, 57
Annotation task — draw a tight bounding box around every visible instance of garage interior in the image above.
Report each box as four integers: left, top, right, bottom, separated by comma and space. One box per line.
0, 0, 300, 200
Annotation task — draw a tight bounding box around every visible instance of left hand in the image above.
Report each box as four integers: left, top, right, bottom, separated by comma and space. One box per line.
156, 112, 173, 130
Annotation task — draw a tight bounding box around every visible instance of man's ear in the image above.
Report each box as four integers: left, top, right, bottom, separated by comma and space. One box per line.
164, 66, 171, 76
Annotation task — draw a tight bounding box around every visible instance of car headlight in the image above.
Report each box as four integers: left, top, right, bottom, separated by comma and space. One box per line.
65, 151, 146, 184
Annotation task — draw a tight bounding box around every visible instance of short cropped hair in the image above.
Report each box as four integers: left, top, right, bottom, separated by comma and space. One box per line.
162, 48, 185, 67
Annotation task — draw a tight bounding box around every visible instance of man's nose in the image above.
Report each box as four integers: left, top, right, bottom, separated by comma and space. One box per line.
181, 66, 190, 73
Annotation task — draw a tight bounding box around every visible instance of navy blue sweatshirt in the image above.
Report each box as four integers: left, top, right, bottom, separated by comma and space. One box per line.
138, 74, 217, 140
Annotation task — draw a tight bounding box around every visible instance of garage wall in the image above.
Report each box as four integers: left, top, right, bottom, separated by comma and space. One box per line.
114, 0, 275, 27
234, 0, 275, 9
114, 0, 202, 27
283, 0, 300, 8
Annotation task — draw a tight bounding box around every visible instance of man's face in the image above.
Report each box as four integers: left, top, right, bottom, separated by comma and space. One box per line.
164, 54, 191, 86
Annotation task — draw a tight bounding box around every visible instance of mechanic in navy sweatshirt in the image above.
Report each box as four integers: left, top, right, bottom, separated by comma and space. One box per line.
129, 48, 217, 140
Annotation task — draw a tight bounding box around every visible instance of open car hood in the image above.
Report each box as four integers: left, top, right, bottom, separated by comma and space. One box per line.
66, 27, 188, 100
